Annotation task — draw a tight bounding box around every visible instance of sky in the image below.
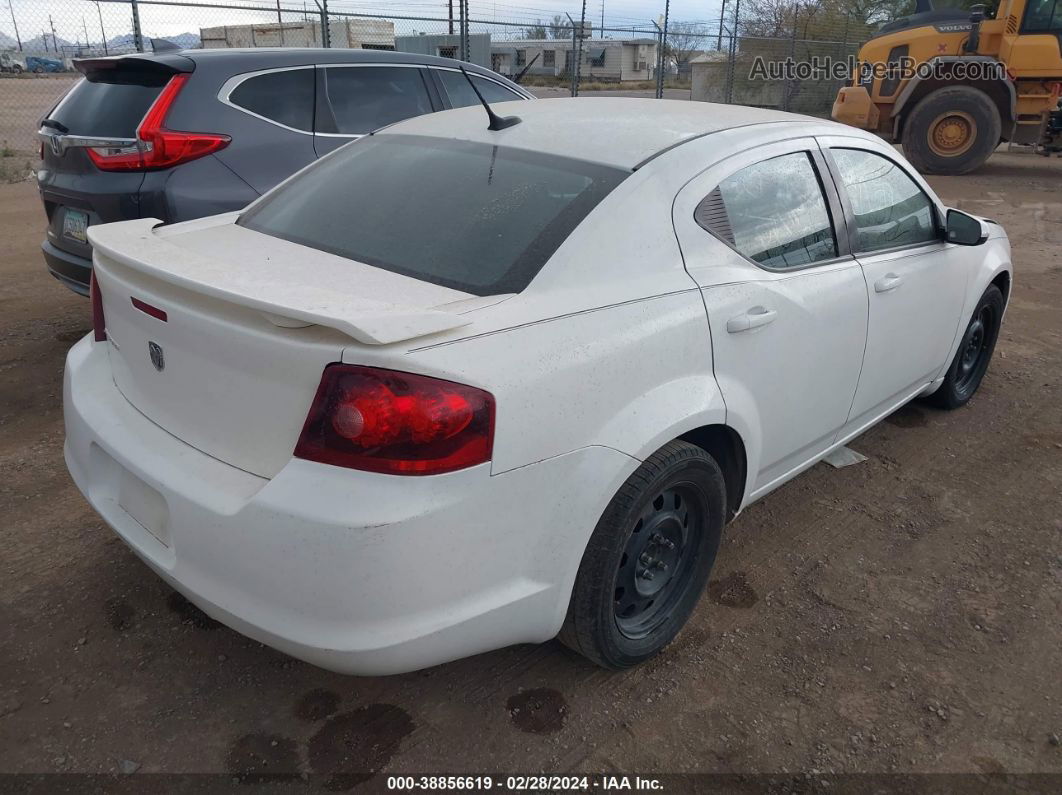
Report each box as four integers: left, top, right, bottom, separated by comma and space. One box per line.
1, 0, 727, 48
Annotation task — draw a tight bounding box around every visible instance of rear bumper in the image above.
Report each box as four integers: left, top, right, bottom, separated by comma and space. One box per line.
64, 336, 635, 674
42, 239, 91, 296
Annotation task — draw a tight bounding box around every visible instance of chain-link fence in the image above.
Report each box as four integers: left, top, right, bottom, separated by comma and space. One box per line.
1, 0, 875, 169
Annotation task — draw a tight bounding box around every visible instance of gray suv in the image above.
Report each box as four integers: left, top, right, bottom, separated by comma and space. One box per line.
36, 48, 533, 295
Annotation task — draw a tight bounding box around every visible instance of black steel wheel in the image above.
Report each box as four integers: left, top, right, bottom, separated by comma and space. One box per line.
613, 485, 704, 640
927, 284, 1004, 409
559, 440, 726, 669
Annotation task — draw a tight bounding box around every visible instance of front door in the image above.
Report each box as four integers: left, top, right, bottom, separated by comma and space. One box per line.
674, 139, 869, 499
819, 141, 969, 427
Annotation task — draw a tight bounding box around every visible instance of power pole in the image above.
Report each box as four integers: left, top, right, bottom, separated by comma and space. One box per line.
49, 15, 59, 52
7, 2, 22, 51
600, 0, 604, 38
449, 0, 454, 35
82, 16, 89, 52
96, 2, 108, 54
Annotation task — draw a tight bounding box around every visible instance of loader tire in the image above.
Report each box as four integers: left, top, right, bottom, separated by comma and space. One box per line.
901, 86, 1001, 175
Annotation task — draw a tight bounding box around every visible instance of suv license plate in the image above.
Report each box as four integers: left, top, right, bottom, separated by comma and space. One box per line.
62, 209, 88, 244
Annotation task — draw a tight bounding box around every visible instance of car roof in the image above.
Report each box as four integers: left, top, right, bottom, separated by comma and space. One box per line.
378, 97, 856, 170
75, 48, 516, 83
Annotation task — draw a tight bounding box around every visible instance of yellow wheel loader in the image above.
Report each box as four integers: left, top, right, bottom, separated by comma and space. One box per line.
833, 0, 1062, 173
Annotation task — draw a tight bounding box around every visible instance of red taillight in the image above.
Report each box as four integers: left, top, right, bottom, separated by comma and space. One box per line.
90, 270, 106, 342
87, 74, 230, 172
294, 365, 495, 476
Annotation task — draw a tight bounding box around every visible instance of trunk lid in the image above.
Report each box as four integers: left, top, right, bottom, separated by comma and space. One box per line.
89, 216, 479, 478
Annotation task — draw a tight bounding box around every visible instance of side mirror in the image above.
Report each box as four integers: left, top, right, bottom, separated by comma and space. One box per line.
945, 208, 989, 246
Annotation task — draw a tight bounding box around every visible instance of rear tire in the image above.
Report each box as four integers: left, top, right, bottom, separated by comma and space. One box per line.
926, 284, 1003, 409
901, 86, 1001, 175
559, 440, 726, 669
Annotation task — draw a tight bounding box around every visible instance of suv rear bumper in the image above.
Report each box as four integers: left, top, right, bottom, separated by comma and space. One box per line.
42, 239, 91, 296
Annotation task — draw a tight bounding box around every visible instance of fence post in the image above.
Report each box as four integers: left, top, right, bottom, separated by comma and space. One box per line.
784, 6, 797, 112
576, 0, 586, 94
130, 0, 144, 52
656, 0, 670, 99
725, 0, 740, 103
463, 0, 470, 61
567, 13, 577, 96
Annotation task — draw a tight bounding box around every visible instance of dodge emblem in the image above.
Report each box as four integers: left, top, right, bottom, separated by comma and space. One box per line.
148, 341, 165, 372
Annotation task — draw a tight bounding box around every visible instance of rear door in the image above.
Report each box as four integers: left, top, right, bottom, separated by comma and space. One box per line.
215, 65, 318, 194
674, 138, 869, 499
37, 61, 181, 268
312, 64, 439, 156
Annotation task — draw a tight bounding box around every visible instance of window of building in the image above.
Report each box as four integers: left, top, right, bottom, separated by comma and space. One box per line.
438, 45, 458, 59
516, 49, 526, 66
543, 50, 555, 67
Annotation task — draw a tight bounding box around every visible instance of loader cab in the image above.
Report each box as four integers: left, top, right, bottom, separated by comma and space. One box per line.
1000, 0, 1062, 76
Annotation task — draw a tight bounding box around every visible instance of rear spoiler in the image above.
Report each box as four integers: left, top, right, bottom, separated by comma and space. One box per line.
74, 53, 194, 81
88, 219, 473, 346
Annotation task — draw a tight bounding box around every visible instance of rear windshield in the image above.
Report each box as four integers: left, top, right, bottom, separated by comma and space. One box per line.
238, 134, 628, 295
48, 72, 168, 137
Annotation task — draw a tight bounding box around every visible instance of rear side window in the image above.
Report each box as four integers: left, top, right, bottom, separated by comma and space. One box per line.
830, 148, 938, 253
239, 134, 628, 295
436, 70, 523, 108
696, 151, 838, 269
48, 74, 167, 137
229, 68, 314, 131
318, 67, 432, 135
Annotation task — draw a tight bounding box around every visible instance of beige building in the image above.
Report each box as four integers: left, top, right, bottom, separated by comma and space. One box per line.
200, 19, 395, 50
491, 38, 657, 83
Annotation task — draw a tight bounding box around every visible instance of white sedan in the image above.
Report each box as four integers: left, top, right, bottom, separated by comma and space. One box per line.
64, 98, 1011, 674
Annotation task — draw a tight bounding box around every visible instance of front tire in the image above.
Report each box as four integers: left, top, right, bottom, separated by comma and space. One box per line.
559, 440, 726, 669
901, 86, 1001, 175
927, 284, 1004, 409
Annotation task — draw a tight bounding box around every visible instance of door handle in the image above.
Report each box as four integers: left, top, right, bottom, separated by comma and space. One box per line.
727, 306, 777, 333
874, 273, 903, 293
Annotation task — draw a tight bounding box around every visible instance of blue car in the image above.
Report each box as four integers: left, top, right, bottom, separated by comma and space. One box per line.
27, 56, 63, 73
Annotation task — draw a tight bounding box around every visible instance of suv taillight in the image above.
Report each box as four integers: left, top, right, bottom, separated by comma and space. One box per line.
87, 74, 230, 172
294, 365, 495, 476
90, 270, 106, 342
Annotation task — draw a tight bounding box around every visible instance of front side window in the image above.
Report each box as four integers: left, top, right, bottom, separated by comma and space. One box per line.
319, 66, 432, 135
830, 148, 939, 253
1023, 0, 1062, 31
437, 71, 523, 108
695, 151, 838, 269
239, 135, 628, 295
229, 68, 314, 131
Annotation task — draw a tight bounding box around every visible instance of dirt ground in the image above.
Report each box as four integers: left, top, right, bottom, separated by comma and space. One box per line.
1, 150, 1060, 789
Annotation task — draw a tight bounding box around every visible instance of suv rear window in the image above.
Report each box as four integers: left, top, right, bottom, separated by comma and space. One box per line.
229, 68, 314, 131
239, 134, 628, 295
48, 72, 168, 137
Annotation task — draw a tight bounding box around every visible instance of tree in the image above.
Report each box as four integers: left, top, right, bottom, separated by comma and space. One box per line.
664, 21, 712, 68
549, 14, 573, 39
524, 20, 547, 39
